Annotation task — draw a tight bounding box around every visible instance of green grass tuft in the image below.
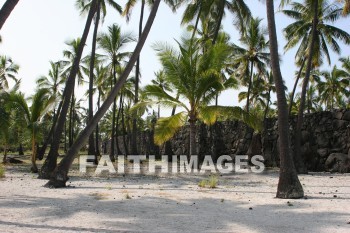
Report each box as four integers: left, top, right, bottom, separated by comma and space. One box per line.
0, 164, 5, 178
198, 175, 218, 189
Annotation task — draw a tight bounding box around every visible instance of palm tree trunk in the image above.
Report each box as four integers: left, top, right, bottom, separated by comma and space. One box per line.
116, 98, 122, 154
266, 0, 304, 199
31, 135, 38, 173
2, 144, 7, 163
0, 0, 19, 30
45, 0, 161, 188
42, 0, 98, 179
264, 88, 271, 122
110, 94, 116, 161
212, 3, 224, 45
69, 89, 75, 147
294, 0, 318, 175
191, 6, 202, 40
246, 61, 253, 113
88, 0, 101, 158
131, 0, 145, 155
189, 116, 197, 156
121, 95, 129, 155
289, 59, 306, 116
95, 91, 101, 158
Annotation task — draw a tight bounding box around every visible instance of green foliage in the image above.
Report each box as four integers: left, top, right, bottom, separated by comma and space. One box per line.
0, 164, 5, 178
198, 175, 218, 189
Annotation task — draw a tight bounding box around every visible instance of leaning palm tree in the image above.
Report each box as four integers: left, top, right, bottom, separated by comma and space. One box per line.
45, 0, 161, 188
136, 37, 260, 156
0, 55, 19, 90
40, 0, 98, 179
318, 65, 349, 110
265, 0, 304, 199
76, 0, 122, 156
10, 89, 54, 172
0, 0, 20, 30
232, 17, 270, 113
98, 23, 135, 161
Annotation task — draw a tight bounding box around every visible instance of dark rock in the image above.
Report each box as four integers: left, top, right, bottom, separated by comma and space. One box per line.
317, 148, 329, 158
325, 153, 350, 173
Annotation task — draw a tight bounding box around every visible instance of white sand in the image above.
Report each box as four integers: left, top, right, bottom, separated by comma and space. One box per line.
0, 161, 349, 233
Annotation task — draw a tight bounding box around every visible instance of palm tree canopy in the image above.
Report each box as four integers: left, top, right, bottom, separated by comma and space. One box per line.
283, 0, 350, 67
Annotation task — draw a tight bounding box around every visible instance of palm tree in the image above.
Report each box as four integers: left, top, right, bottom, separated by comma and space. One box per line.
0, 55, 19, 90
138, 37, 259, 156
232, 17, 270, 113
151, 70, 171, 118
318, 65, 349, 110
0, 0, 20, 30
44, 0, 167, 187
40, 0, 98, 179
265, 0, 304, 199
180, 0, 251, 43
10, 89, 54, 172
77, 0, 122, 157
283, 0, 350, 117
98, 23, 135, 161
36, 61, 65, 160
286, 0, 350, 173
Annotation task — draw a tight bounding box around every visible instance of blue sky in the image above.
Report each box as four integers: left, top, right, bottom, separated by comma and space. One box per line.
0, 0, 349, 112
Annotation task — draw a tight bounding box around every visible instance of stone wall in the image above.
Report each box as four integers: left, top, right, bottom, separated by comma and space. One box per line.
114, 110, 350, 173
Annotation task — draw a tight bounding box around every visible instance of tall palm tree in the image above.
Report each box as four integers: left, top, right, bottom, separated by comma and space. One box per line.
283, 0, 350, 173
76, 0, 122, 157
232, 17, 270, 113
283, 0, 350, 118
44, 0, 166, 188
0, 0, 20, 30
0, 55, 19, 90
98, 23, 135, 161
265, 0, 304, 199
36, 61, 65, 160
318, 65, 349, 110
40, 0, 98, 179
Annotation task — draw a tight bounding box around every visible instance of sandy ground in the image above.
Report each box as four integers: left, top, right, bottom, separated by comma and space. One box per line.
0, 158, 350, 233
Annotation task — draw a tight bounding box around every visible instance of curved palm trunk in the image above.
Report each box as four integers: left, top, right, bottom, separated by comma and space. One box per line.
263, 88, 271, 122
69, 89, 75, 147
294, 0, 319, 175
191, 5, 202, 40
131, 0, 146, 155
88, 0, 101, 158
44, 0, 161, 188
115, 98, 122, 155
0, 0, 19, 30
266, 0, 304, 199
42, 0, 98, 179
289, 59, 306, 116
95, 91, 101, 158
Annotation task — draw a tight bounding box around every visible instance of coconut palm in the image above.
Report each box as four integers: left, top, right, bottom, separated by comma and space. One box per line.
137, 37, 259, 156
318, 65, 349, 110
283, 0, 350, 115
98, 23, 135, 161
151, 70, 171, 118
0, 0, 20, 30
265, 0, 304, 198
10, 88, 54, 172
0, 55, 19, 90
232, 17, 270, 113
180, 0, 251, 43
76, 0, 122, 156
45, 0, 161, 188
